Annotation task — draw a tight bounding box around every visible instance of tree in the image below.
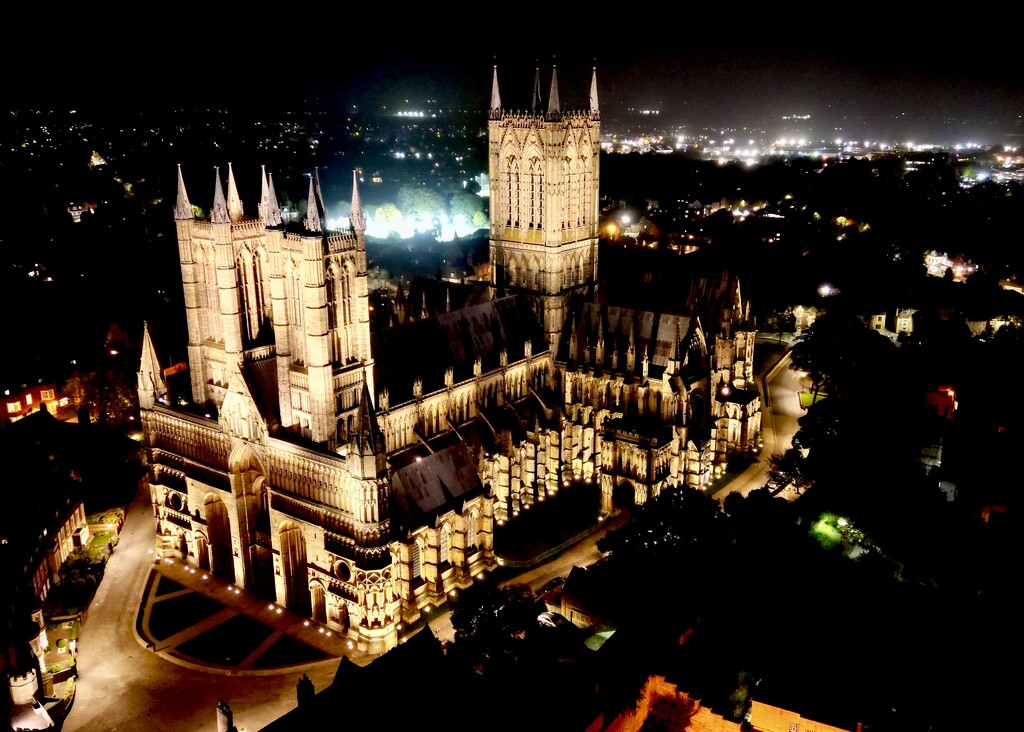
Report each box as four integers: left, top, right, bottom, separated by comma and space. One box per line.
448, 583, 538, 677
96, 369, 138, 427
766, 447, 812, 493
397, 185, 444, 220
449, 192, 482, 222
789, 308, 896, 400
374, 203, 402, 225
60, 371, 99, 421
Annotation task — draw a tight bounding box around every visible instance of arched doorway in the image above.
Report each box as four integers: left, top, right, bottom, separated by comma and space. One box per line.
229, 444, 271, 594
279, 521, 309, 612
310, 582, 327, 624
204, 495, 235, 583
613, 480, 636, 510
195, 533, 210, 570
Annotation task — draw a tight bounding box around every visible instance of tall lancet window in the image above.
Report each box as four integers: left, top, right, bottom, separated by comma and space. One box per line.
439, 524, 451, 565
571, 157, 581, 227
411, 540, 422, 580
467, 512, 478, 549
327, 269, 339, 364
287, 263, 305, 365
204, 249, 222, 342
561, 158, 571, 228
529, 156, 542, 228
581, 156, 590, 226
326, 264, 351, 365
254, 246, 271, 325
196, 246, 211, 342
342, 262, 354, 360
505, 156, 519, 227
238, 249, 260, 342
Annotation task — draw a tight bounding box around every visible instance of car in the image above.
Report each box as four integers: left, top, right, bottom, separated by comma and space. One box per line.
539, 576, 565, 594
537, 611, 571, 628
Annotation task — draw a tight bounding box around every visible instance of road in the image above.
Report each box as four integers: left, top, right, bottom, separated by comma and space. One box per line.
64, 484, 338, 732
711, 346, 802, 501
65, 345, 801, 731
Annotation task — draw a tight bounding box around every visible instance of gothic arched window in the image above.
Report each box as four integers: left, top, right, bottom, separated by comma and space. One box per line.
439, 524, 451, 565
411, 540, 422, 580
467, 511, 478, 549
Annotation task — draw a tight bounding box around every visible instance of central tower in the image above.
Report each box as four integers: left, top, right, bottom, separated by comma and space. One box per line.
488, 64, 601, 353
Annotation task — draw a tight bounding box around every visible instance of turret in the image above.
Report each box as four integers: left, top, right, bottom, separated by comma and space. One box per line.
259, 165, 283, 227
350, 170, 366, 234
226, 162, 243, 223
300, 175, 334, 445
138, 321, 168, 410
349, 377, 387, 481
174, 164, 206, 403
489, 64, 501, 120
212, 166, 244, 365
546, 64, 560, 121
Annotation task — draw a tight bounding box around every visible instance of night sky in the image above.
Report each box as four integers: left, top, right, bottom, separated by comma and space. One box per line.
6, 16, 1023, 141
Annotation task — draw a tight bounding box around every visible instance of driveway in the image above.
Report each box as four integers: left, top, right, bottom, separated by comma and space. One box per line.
63, 485, 346, 732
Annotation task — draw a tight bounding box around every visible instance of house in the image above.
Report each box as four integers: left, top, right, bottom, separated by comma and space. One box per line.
1, 382, 62, 424
0, 411, 89, 719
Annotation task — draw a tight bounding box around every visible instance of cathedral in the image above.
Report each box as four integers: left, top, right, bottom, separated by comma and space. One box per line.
137, 65, 761, 655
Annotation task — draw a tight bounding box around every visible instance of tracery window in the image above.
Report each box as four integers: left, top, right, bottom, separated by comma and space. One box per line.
439, 524, 451, 565
411, 540, 422, 580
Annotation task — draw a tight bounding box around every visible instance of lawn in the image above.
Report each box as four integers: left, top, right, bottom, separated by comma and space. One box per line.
147, 583, 226, 640
799, 390, 828, 408
250, 634, 330, 668
175, 613, 275, 666
494, 482, 603, 562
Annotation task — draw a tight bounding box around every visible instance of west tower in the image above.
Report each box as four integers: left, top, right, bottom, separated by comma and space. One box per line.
172, 165, 373, 450
488, 64, 601, 353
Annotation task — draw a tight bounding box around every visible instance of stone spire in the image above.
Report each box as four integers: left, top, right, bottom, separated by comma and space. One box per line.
174, 163, 193, 220
532, 64, 543, 110
211, 166, 230, 224
590, 66, 600, 120
226, 162, 243, 223
546, 64, 560, 120
304, 175, 322, 233
350, 170, 366, 233
352, 376, 384, 456
267, 173, 282, 226
489, 64, 502, 119
259, 165, 282, 227
313, 167, 327, 218
137, 321, 168, 409
349, 371, 388, 480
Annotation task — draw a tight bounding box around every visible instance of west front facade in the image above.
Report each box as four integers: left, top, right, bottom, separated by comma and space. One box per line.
138, 65, 761, 655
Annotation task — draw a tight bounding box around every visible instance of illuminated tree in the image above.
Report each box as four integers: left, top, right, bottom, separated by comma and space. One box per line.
374, 203, 403, 226
397, 185, 444, 219
96, 369, 138, 427
765, 447, 812, 493
449, 192, 483, 221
